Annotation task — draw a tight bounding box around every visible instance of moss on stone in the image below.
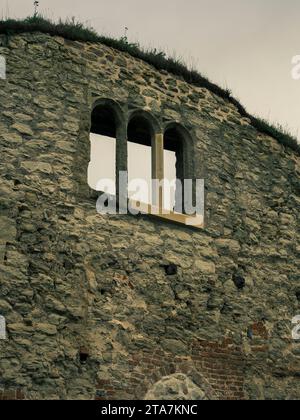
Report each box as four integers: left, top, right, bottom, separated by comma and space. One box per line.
0, 15, 299, 155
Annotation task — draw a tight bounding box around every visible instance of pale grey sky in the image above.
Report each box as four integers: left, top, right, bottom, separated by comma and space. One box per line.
89, 134, 176, 208
1, 0, 300, 140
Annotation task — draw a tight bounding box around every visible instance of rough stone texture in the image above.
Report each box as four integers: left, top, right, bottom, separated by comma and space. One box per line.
145, 374, 207, 400
0, 33, 299, 400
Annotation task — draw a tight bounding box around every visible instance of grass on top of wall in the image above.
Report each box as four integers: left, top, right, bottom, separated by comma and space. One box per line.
0, 15, 299, 155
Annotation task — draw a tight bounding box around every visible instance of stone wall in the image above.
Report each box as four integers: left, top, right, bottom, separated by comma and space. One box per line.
0, 32, 299, 400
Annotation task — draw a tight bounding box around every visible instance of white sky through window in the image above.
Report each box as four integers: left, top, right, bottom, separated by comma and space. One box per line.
88, 133, 116, 194
89, 134, 176, 209
128, 142, 176, 209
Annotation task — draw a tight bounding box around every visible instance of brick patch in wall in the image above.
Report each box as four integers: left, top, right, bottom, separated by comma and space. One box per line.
95, 339, 246, 400
0, 388, 25, 400
191, 339, 246, 400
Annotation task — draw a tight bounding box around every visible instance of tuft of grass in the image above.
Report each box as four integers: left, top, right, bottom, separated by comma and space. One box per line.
249, 117, 299, 150
0, 15, 299, 155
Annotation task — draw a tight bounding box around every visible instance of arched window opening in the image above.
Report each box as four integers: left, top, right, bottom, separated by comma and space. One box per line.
163, 146, 177, 212
88, 105, 117, 195
86, 103, 202, 229
127, 115, 154, 205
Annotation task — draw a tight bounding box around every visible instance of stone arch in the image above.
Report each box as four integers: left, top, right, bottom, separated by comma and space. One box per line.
128, 109, 161, 140
74, 98, 127, 200
91, 99, 127, 201
163, 121, 194, 145
163, 121, 195, 179
163, 122, 196, 212
126, 110, 161, 205
91, 98, 125, 136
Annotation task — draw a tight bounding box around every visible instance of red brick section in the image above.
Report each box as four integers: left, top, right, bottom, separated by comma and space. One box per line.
191, 339, 245, 400
250, 322, 268, 340
0, 389, 25, 400
95, 339, 246, 400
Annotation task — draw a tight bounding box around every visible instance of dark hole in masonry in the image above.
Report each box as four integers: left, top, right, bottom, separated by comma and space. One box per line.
247, 328, 253, 340
95, 390, 107, 399
164, 264, 178, 276
232, 274, 246, 290
296, 290, 300, 301
64, 259, 74, 270
79, 347, 89, 363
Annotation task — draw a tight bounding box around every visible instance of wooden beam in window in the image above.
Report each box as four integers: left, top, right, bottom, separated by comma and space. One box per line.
128, 199, 204, 229
152, 133, 164, 180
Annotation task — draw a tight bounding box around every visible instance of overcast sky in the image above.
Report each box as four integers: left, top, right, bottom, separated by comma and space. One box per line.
1, 0, 300, 141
